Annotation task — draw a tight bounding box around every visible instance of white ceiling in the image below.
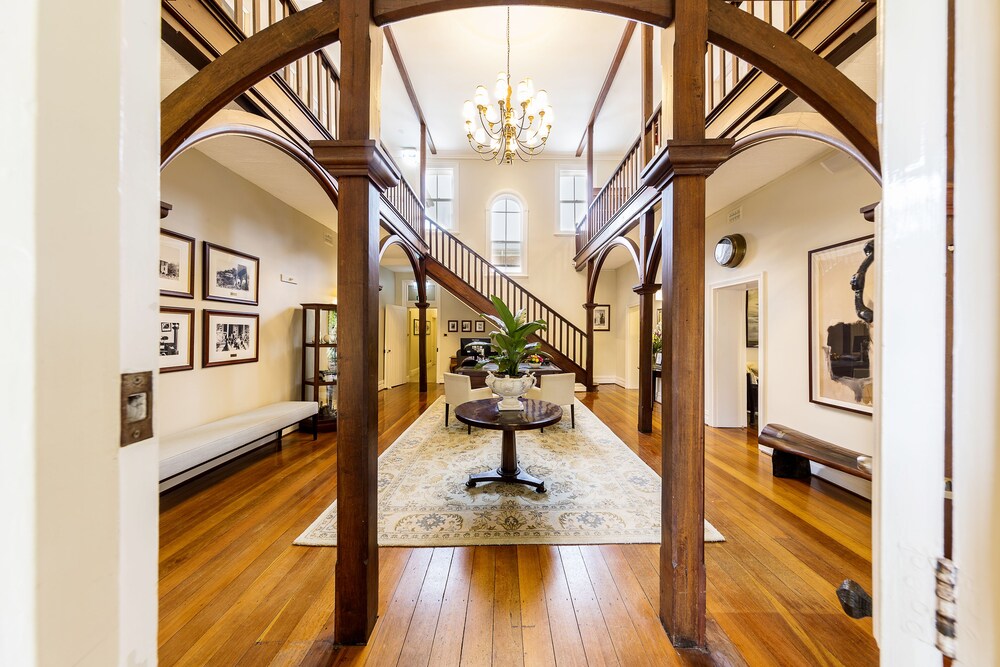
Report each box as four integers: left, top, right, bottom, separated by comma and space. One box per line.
386, 7, 638, 157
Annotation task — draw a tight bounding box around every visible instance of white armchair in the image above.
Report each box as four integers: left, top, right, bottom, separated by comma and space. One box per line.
443, 373, 493, 433
525, 372, 577, 429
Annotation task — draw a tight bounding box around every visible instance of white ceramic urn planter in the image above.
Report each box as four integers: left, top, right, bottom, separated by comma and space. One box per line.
486, 371, 536, 411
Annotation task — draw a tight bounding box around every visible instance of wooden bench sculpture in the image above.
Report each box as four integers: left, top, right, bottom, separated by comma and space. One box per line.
758, 423, 872, 482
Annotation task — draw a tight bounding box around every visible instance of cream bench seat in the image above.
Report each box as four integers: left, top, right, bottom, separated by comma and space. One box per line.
159, 401, 318, 489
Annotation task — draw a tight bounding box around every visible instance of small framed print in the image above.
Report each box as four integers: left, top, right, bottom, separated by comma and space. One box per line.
592, 304, 611, 331
474, 320, 486, 333
412, 319, 431, 336
159, 307, 195, 372
461, 320, 473, 333
160, 229, 195, 298
204, 242, 260, 305
447, 320, 459, 333
203, 310, 259, 368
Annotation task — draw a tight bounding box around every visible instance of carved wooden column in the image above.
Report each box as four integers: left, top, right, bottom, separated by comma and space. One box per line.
584, 300, 596, 392
311, 0, 395, 645
635, 283, 659, 433
654, 0, 732, 649
416, 294, 429, 393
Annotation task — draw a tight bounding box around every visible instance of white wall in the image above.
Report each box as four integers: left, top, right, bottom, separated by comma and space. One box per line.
159, 149, 338, 433
1, 0, 160, 663
705, 155, 880, 493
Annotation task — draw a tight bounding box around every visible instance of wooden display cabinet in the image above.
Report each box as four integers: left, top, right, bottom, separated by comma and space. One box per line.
301, 303, 338, 431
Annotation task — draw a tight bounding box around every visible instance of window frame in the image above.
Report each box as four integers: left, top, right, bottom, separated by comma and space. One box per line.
487, 192, 528, 277
424, 163, 459, 233
555, 165, 588, 236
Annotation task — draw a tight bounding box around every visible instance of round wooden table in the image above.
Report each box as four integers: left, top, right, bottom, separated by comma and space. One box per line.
454, 398, 562, 493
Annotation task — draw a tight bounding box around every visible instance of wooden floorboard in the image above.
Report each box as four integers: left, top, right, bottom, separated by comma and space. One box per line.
159, 383, 878, 666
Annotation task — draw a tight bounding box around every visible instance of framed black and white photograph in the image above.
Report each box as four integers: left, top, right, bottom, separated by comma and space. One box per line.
203, 310, 259, 367
592, 304, 611, 331
447, 320, 459, 333
474, 320, 486, 333
160, 229, 195, 298
203, 242, 259, 305
808, 235, 875, 415
461, 320, 473, 333
159, 307, 194, 373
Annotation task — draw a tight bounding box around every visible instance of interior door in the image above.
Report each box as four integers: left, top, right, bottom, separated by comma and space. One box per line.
384, 304, 408, 388
626, 305, 640, 389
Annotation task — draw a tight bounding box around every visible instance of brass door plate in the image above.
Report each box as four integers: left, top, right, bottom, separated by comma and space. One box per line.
120, 371, 153, 447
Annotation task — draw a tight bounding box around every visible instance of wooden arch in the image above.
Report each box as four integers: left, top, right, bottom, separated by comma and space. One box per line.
162, 0, 878, 169
587, 236, 643, 304
162, 123, 340, 207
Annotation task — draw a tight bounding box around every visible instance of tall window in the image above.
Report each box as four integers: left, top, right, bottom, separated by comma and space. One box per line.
558, 169, 587, 233
425, 167, 455, 229
490, 195, 524, 274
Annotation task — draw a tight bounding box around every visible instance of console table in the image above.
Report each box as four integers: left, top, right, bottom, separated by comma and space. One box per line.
455, 363, 563, 389
454, 398, 562, 493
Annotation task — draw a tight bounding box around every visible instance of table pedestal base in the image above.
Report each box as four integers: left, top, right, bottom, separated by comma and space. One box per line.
466, 430, 546, 493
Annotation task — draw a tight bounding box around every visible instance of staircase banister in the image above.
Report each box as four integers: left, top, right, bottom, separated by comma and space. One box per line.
284, 0, 341, 79
426, 219, 588, 338
588, 134, 643, 215
644, 102, 662, 132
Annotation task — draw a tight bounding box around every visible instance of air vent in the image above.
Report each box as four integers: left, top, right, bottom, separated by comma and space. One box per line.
323, 232, 335, 246
728, 207, 742, 225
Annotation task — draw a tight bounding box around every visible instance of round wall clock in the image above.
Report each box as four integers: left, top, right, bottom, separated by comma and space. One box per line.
714, 234, 747, 268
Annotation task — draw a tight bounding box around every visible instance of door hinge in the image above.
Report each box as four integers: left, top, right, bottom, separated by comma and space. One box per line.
935, 557, 957, 659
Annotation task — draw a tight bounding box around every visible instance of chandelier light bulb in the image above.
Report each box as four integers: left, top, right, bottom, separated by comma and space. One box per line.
474, 128, 487, 145
535, 90, 549, 108
474, 86, 489, 107
525, 77, 535, 97
516, 80, 529, 103
495, 73, 507, 99
463, 100, 476, 121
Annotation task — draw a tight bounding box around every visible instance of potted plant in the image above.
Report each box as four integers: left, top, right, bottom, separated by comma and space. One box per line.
479, 295, 548, 410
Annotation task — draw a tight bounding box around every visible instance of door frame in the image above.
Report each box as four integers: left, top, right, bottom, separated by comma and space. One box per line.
706, 273, 765, 431
624, 304, 640, 390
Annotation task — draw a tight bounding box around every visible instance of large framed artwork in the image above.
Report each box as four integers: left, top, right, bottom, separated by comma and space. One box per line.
203, 310, 259, 368
592, 304, 611, 331
159, 229, 195, 298
808, 235, 875, 415
204, 242, 260, 305
159, 307, 195, 372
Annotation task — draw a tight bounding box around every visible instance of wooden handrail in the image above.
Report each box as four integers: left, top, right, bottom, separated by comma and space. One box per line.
424, 218, 587, 370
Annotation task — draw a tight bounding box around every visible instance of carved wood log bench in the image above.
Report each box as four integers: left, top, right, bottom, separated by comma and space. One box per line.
758, 423, 872, 482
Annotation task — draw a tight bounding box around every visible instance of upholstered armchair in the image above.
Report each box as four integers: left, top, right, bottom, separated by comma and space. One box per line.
525, 372, 576, 429
443, 373, 493, 434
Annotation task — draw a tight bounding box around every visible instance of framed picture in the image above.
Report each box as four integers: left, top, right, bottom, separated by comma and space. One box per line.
412, 319, 431, 336
159, 307, 194, 372
447, 320, 459, 333
474, 320, 486, 333
203, 310, 259, 368
592, 304, 611, 331
808, 235, 875, 415
461, 320, 473, 332
204, 242, 259, 305
405, 281, 438, 303
745, 288, 759, 348
159, 229, 195, 298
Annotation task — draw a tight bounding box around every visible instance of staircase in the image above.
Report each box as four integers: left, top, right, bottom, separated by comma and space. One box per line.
424, 220, 589, 385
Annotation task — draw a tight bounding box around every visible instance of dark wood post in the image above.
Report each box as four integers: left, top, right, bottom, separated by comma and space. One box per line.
419, 121, 428, 240
584, 295, 596, 392
416, 299, 429, 393
635, 283, 658, 433
310, 0, 399, 645
655, 0, 732, 649
640, 24, 655, 164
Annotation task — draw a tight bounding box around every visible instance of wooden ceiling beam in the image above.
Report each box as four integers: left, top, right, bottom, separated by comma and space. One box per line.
384, 25, 437, 154
576, 21, 637, 157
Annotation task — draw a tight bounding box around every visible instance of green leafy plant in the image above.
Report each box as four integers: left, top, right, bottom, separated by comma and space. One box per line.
479, 295, 548, 377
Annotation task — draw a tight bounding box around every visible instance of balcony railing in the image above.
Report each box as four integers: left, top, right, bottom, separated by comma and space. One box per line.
211, 0, 340, 138
383, 177, 424, 238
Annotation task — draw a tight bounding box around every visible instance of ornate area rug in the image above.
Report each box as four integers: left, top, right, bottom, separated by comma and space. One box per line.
295, 397, 724, 546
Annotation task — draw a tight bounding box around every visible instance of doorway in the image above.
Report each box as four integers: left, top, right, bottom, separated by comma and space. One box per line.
407, 306, 438, 382
707, 275, 764, 430
625, 304, 640, 389
384, 304, 408, 388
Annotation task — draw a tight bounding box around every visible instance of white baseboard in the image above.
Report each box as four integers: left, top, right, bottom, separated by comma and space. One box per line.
593, 375, 619, 385
378, 380, 385, 391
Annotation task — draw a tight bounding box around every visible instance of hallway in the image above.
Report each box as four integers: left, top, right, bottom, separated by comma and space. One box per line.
158, 384, 875, 666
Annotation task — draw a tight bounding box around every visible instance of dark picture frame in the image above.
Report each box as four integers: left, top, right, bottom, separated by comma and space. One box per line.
447, 320, 459, 333
203, 241, 260, 305
412, 319, 431, 336
474, 320, 486, 333
461, 320, 473, 332
592, 304, 611, 331
808, 235, 875, 415
202, 309, 259, 368
159, 229, 195, 299
159, 307, 195, 373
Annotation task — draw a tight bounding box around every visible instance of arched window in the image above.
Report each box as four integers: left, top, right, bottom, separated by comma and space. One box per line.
490, 194, 524, 274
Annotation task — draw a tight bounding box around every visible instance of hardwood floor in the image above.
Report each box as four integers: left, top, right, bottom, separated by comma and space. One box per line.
159, 384, 877, 666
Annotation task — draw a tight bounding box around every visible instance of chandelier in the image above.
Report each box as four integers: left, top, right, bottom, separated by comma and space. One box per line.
463, 7, 553, 164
